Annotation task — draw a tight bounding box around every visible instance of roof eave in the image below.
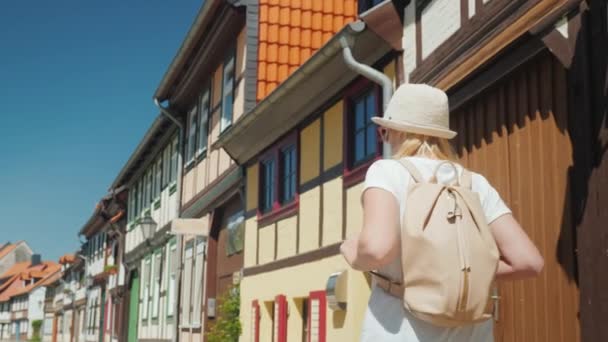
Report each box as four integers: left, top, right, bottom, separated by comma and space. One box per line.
109, 114, 168, 190
154, 0, 224, 101
212, 19, 394, 164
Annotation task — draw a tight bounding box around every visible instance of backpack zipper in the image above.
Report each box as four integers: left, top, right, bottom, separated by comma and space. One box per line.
449, 190, 470, 312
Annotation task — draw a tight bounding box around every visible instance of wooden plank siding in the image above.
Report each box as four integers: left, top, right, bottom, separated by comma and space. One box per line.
453, 51, 580, 342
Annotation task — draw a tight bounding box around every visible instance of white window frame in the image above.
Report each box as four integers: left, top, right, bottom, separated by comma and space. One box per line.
180, 242, 194, 327
186, 106, 198, 164
198, 86, 211, 156
167, 240, 177, 318
170, 138, 179, 184
152, 251, 162, 319
220, 51, 236, 133
162, 146, 170, 189
191, 237, 205, 326
154, 157, 162, 201
141, 257, 151, 321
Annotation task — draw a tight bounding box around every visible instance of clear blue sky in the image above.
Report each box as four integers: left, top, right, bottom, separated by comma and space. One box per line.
0, 1, 202, 261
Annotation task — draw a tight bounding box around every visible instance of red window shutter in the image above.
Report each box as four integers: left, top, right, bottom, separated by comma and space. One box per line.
274, 295, 288, 342
251, 300, 260, 342
308, 291, 326, 342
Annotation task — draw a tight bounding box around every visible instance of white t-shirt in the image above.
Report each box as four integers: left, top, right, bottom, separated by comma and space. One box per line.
360, 157, 511, 342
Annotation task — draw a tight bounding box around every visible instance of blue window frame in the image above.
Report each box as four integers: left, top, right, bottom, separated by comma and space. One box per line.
280, 145, 297, 204
351, 89, 379, 167
258, 133, 298, 218
260, 159, 276, 214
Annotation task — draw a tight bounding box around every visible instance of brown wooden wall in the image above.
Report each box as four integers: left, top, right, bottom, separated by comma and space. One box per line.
572, 2, 608, 341
203, 195, 243, 339
452, 51, 580, 342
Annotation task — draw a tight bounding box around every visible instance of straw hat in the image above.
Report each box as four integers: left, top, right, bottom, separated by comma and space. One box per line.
372, 83, 457, 139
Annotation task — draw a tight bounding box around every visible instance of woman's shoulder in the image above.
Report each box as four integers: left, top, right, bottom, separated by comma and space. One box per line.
366, 159, 410, 184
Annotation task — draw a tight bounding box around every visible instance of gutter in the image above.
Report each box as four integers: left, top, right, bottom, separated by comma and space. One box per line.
339, 32, 394, 158
153, 98, 184, 342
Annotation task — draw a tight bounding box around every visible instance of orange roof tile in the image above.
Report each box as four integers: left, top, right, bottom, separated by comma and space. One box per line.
257, 0, 358, 101
0, 261, 61, 300
0, 244, 16, 260
59, 254, 76, 265
0, 261, 30, 279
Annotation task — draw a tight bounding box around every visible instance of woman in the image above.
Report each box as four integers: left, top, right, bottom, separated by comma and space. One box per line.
340, 84, 544, 341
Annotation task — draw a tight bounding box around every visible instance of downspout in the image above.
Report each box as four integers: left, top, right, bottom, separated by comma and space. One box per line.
339, 32, 394, 158
154, 98, 184, 342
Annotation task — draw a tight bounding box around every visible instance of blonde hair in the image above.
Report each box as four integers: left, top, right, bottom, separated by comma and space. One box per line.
389, 130, 457, 161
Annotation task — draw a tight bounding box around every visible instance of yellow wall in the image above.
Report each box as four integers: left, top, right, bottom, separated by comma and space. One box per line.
276, 216, 298, 259
323, 101, 344, 170
345, 182, 364, 239
244, 217, 258, 268
258, 224, 276, 264
239, 255, 372, 342
246, 165, 259, 212
322, 177, 343, 246
300, 119, 321, 184
298, 187, 320, 253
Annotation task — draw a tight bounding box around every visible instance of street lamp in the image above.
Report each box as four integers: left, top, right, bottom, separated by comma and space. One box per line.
139, 213, 157, 241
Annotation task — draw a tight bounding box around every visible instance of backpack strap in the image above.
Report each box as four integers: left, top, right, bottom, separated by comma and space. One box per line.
460, 168, 473, 189
398, 159, 424, 183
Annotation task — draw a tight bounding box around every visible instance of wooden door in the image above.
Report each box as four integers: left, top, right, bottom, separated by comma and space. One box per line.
452, 51, 580, 342
127, 271, 140, 342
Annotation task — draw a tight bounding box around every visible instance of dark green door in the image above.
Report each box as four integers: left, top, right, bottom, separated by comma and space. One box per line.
128, 271, 140, 342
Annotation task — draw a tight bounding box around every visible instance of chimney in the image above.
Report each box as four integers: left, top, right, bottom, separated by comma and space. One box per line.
31, 254, 41, 266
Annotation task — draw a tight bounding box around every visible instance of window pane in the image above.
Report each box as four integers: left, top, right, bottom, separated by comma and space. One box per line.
366, 92, 376, 120
171, 139, 178, 183
366, 124, 377, 157
280, 146, 296, 204
261, 160, 276, 212
221, 54, 235, 132
198, 91, 210, 153
187, 107, 197, 161
355, 100, 365, 130
226, 212, 244, 256
355, 131, 365, 162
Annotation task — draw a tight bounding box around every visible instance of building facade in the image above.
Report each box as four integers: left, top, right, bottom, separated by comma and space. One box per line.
0, 242, 34, 285
212, 1, 403, 341
110, 116, 181, 342
0, 257, 60, 341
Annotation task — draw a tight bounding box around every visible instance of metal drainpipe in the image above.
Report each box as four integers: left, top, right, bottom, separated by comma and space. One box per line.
339, 35, 394, 158
154, 98, 184, 342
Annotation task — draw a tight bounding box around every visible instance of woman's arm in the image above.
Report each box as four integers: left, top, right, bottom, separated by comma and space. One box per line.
340, 188, 400, 271
490, 214, 544, 280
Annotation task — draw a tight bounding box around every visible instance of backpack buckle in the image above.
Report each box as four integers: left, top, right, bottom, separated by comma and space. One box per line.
447, 190, 462, 219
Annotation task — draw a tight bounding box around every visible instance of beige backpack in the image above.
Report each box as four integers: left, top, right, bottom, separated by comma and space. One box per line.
372, 159, 499, 327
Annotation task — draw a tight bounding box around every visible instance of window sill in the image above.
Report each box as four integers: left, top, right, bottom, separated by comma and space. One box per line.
153, 199, 161, 210
257, 201, 298, 227
169, 183, 178, 195
343, 156, 381, 188
195, 148, 207, 162
185, 158, 196, 171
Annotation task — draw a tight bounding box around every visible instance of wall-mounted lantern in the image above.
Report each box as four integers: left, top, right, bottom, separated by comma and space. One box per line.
326, 270, 348, 311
